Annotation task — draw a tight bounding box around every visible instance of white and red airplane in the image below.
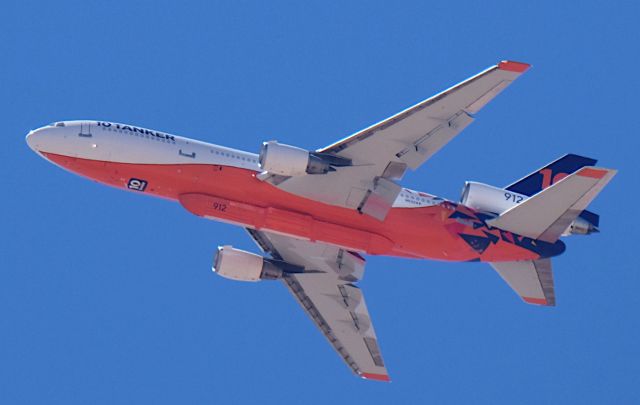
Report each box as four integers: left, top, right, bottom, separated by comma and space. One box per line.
26, 61, 615, 381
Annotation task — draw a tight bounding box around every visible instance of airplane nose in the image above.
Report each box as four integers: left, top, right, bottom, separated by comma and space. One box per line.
26, 123, 66, 154
25, 127, 44, 152
26, 122, 99, 161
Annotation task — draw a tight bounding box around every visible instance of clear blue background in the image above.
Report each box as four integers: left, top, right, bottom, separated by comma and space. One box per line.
2, 1, 638, 403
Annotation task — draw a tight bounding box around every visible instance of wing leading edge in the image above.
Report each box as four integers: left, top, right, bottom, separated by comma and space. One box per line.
274, 61, 531, 210
246, 229, 390, 381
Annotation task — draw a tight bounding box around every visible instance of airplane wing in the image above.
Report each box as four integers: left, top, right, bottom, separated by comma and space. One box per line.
274, 61, 531, 215
246, 228, 390, 381
490, 259, 555, 306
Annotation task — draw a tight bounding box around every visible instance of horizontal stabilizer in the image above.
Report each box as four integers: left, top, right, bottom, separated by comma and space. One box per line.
488, 167, 616, 242
490, 259, 555, 306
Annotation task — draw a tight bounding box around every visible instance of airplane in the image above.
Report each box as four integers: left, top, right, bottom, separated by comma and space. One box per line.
26, 60, 616, 382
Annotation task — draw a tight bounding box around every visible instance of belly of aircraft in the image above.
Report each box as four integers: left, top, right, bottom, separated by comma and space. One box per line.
41, 152, 562, 263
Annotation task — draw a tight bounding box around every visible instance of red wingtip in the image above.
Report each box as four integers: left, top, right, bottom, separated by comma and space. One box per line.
577, 167, 607, 179
360, 372, 391, 382
498, 60, 531, 73
523, 296, 548, 305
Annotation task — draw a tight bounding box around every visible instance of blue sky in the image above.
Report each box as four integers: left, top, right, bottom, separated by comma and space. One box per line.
2, 1, 639, 403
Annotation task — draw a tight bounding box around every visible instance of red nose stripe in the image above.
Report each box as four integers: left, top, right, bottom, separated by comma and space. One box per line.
498, 60, 531, 73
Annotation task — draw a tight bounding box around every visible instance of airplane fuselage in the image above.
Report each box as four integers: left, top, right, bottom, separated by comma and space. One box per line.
27, 121, 565, 262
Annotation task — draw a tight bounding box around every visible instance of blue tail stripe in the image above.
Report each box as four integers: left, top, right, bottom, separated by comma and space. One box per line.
507, 154, 600, 228
506, 153, 597, 196
579, 209, 600, 227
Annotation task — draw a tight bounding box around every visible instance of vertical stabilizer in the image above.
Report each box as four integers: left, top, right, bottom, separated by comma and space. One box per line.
506, 154, 600, 227
488, 167, 616, 242
505, 154, 597, 195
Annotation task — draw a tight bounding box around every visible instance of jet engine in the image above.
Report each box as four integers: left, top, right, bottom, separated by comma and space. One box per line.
461, 182, 600, 236
460, 182, 529, 215
562, 215, 599, 236
212, 245, 302, 282
259, 141, 351, 176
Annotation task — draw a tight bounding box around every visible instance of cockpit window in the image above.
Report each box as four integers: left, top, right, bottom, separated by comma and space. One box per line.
49, 122, 66, 127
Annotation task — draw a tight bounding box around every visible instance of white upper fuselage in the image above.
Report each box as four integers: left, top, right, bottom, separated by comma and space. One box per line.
26, 120, 446, 208
27, 120, 261, 169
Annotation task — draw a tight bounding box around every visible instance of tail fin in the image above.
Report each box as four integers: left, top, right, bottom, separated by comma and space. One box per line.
506, 153, 597, 195
488, 166, 617, 242
506, 154, 602, 233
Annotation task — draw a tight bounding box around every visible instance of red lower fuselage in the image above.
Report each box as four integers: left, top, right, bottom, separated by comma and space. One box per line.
41, 150, 563, 263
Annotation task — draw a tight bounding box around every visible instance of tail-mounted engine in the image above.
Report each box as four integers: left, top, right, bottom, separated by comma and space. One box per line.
259, 141, 351, 176
460, 181, 528, 215
212, 245, 304, 282
460, 181, 599, 236
562, 215, 599, 236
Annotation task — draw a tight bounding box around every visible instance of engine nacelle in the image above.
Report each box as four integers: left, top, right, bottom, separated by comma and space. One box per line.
462, 182, 600, 237
562, 215, 599, 236
259, 141, 351, 176
460, 182, 529, 215
213, 246, 285, 282
259, 141, 310, 176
